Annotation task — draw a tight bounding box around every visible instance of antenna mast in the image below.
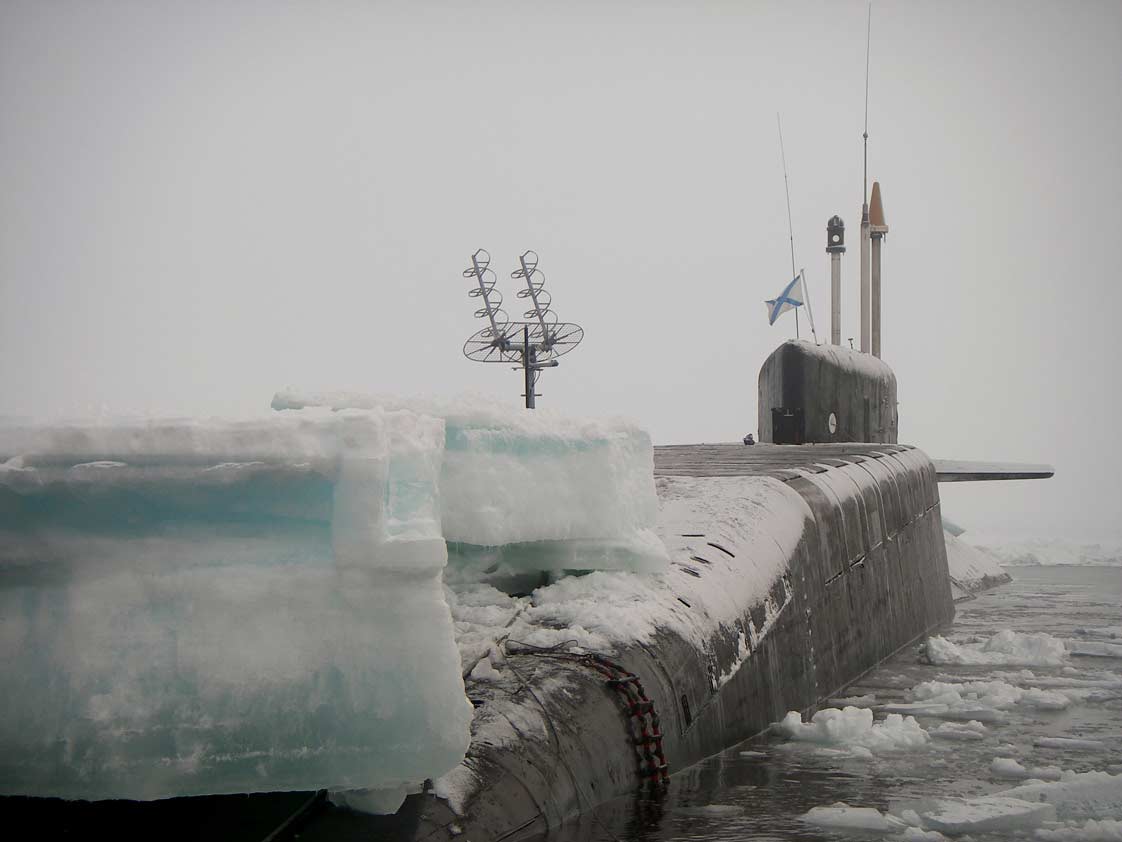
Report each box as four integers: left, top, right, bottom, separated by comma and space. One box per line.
460, 250, 584, 408
777, 113, 800, 340
863, 2, 872, 207
859, 3, 873, 353
777, 114, 817, 344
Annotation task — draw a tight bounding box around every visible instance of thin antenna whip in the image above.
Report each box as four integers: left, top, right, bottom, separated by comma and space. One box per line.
777, 113, 801, 340
863, 2, 872, 205
777, 113, 797, 280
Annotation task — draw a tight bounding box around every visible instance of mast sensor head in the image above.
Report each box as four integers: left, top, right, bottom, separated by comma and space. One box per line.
826, 215, 846, 254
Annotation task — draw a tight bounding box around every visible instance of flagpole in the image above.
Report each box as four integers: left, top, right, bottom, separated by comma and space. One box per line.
800, 269, 819, 344
778, 113, 800, 340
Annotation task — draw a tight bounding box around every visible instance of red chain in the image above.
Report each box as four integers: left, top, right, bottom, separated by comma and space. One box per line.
512, 646, 670, 787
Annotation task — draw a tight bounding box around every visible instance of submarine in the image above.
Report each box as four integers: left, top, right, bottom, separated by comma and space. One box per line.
0, 186, 1052, 841
320, 188, 1049, 841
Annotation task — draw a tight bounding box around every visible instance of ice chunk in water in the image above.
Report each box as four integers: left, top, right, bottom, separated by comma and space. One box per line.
890, 795, 1056, 834
991, 757, 1063, 780
1034, 737, 1109, 751
1035, 819, 1122, 840
774, 706, 929, 753
1001, 770, 1122, 820
924, 630, 1069, 666
0, 409, 472, 800
930, 721, 988, 741
800, 803, 907, 831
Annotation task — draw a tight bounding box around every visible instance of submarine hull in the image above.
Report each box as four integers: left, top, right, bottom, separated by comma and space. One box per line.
393, 442, 953, 841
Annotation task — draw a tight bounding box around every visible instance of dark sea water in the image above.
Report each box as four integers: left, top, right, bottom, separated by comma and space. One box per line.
541, 566, 1122, 842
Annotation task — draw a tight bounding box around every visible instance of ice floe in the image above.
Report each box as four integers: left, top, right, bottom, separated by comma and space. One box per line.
1034, 818, 1122, 840
1001, 770, 1122, 821
891, 795, 1057, 834
1034, 737, 1110, 751
929, 720, 989, 741
878, 677, 1071, 724
800, 802, 907, 831
925, 630, 1070, 667
774, 706, 929, 754
992, 757, 1064, 781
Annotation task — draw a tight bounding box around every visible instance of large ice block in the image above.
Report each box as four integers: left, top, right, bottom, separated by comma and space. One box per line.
272, 392, 669, 575
0, 409, 472, 801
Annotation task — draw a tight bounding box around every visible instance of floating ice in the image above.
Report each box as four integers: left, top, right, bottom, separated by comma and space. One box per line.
991, 669, 1122, 701
829, 694, 877, 706
890, 795, 1056, 834
991, 757, 1063, 781
1075, 627, 1122, 640
1035, 818, 1122, 840
800, 802, 906, 831
0, 409, 473, 801
775, 707, 929, 753
915, 678, 1069, 712
1001, 770, 1122, 821
1069, 640, 1122, 658
924, 630, 1069, 667
929, 721, 989, 741
1034, 737, 1109, 751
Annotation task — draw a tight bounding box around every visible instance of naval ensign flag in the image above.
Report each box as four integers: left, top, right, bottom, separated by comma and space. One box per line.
765, 271, 806, 325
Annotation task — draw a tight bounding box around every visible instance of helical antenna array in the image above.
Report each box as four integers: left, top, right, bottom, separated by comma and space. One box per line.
460, 249, 584, 406
512, 250, 559, 342
462, 248, 508, 340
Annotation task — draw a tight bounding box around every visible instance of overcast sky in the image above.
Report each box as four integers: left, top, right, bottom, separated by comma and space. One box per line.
2, 1, 1120, 541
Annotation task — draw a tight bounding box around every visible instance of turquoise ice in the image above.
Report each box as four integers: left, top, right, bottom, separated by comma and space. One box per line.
0, 398, 667, 802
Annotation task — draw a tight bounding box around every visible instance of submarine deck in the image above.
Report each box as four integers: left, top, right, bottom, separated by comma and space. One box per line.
654, 442, 912, 480
655, 443, 1054, 483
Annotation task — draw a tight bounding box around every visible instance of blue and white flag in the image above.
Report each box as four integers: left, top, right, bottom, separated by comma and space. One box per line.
765, 272, 805, 325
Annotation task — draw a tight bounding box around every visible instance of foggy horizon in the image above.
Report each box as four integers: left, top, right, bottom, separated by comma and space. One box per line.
2, 0, 1120, 542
